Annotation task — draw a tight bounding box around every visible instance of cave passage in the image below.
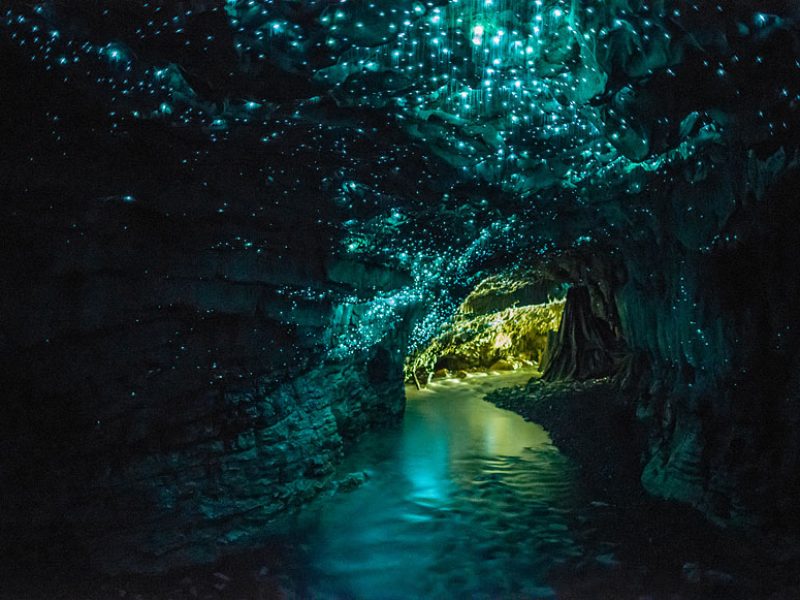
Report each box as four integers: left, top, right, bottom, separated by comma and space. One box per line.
278, 371, 581, 598
4, 0, 800, 597
406, 275, 568, 385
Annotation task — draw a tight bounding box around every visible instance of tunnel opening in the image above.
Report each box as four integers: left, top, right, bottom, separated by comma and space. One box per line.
405, 256, 629, 390
404, 273, 568, 387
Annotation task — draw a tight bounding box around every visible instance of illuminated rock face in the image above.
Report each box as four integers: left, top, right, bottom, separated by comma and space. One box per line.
2, 0, 800, 570
406, 276, 566, 379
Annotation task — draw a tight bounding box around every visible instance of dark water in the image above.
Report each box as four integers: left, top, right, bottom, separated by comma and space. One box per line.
283, 371, 585, 599
27, 372, 779, 599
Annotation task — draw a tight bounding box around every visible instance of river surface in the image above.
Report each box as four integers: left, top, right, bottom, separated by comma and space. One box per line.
278, 370, 586, 599
42, 371, 767, 600
220, 371, 768, 600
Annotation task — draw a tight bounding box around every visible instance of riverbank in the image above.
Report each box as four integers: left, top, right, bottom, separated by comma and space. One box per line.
484, 376, 800, 599
485, 377, 645, 497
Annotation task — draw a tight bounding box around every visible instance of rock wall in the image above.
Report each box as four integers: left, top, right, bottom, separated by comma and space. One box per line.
616, 156, 800, 527
0, 192, 412, 572
541, 151, 800, 527
528, 143, 800, 527
0, 48, 416, 572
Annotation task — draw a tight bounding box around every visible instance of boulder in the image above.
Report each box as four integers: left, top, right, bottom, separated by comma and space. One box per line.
489, 359, 515, 371
337, 471, 369, 492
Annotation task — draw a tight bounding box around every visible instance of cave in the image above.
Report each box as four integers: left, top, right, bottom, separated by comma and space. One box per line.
2, 1, 800, 598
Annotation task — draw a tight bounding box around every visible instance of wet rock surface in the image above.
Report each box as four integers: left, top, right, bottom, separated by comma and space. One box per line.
406, 276, 566, 382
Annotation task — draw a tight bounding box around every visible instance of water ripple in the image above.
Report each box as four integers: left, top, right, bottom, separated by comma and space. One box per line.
285, 372, 584, 598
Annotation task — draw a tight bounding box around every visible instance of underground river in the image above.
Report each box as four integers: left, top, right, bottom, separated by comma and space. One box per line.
35, 371, 786, 599
289, 370, 582, 598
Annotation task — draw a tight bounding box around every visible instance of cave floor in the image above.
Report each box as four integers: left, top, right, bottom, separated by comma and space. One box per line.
10, 371, 800, 600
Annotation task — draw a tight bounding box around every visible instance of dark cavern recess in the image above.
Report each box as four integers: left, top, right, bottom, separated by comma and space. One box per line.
3, 0, 800, 597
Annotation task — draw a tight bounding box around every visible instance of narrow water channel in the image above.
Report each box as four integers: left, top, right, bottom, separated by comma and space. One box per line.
282, 370, 585, 598
53, 372, 762, 600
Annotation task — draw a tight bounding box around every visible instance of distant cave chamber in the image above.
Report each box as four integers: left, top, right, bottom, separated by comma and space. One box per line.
405, 275, 568, 383
405, 269, 627, 385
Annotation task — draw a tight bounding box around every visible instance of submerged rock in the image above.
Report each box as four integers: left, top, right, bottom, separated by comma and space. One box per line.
337, 471, 369, 492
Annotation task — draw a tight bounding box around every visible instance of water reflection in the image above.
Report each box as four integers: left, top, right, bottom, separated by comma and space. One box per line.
290, 371, 583, 598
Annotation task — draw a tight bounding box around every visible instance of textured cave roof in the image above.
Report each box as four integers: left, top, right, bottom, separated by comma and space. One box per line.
2, 0, 800, 351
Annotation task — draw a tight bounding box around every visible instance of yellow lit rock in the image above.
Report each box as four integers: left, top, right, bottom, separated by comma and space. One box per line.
406, 287, 565, 383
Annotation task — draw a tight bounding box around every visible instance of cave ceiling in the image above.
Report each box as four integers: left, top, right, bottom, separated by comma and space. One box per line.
3, 0, 799, 353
